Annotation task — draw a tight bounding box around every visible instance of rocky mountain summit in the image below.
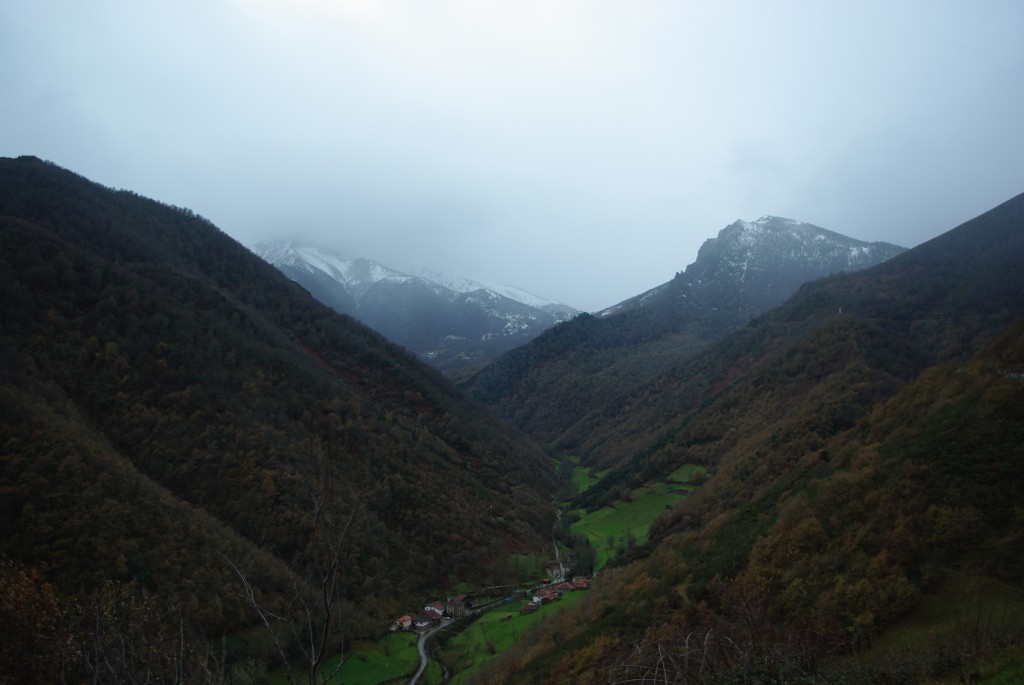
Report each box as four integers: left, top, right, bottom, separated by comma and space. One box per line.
599, 215, 905, 320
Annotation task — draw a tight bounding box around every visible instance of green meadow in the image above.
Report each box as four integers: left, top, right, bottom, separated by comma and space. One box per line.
569, 455, 605, 494
570, 464, 705, 569
435, 592, 588, 684
269, 631, 420, 685
858, 569, 1024, 684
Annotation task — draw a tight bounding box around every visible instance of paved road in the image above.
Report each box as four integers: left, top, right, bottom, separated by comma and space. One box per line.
408, 620, 449, 685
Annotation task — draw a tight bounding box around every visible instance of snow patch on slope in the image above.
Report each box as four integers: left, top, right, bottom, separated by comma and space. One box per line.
250, 240, 579, 315
410, 269, 566, 309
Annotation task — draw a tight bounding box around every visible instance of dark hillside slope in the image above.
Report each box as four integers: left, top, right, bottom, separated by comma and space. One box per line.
465, 217, 903, 467
0, 157, 555, 635
469, 193, 1024, 685
774, 193, 1024, 356
478, 318, 1024, 685
619, 191, 1024, 548
570, 194, 1020, 475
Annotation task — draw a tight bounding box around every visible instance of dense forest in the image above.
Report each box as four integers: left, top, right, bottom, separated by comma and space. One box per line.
0, 157, 556, 682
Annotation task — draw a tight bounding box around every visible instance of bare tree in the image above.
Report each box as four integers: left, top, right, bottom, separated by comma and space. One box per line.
225, 462, 354, 685
605, 580, 830, 685
75, 581, 213, 685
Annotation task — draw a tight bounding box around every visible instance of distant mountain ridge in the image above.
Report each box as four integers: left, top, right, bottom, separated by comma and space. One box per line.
465, 215, 905, 456
599, 215, 904, 318
251, 240, 579, 372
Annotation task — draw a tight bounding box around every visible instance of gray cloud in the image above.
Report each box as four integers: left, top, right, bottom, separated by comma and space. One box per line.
3, 1, 1023, 310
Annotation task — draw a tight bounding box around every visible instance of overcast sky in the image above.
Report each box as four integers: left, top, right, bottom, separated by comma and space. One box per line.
3, 1, 1023, 311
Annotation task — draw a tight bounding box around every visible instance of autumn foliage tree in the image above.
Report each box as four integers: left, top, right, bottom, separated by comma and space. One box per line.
0, 560, 65, 684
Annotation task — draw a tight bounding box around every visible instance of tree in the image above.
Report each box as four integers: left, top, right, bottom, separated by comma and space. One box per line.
0, 560, 65, 684
76, 580, 211, 685
226, 462, 354, 685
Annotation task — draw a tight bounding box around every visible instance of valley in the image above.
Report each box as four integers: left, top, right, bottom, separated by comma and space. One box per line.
415, 458, 712, 682
2, 156, 1023, 684
288, 452, 701, 685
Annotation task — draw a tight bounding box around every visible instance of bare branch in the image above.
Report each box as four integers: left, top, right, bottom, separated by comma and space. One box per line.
225, 454, 356, 685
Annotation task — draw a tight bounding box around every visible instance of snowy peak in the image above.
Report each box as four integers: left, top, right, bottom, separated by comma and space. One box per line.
409, 269, 571, 310
409, 268, 485, 295
599, 216, 905, 318
692, 215, 905, 281
251, 241, 415, 298
249, 240, 580, 372
251, 241, 575, 311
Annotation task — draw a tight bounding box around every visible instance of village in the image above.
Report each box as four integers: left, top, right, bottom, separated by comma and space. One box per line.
389, 561, 591, 634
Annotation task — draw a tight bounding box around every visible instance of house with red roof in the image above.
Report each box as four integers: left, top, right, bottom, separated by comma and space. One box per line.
424, 600, 446, 618
532, 588, 559, 604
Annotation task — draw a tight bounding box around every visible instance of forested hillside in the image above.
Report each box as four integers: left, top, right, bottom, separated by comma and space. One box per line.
0, 157, 555, 680
469, 192, 1024, 684
464, 217, 903, 469
3, 155, 1021, 684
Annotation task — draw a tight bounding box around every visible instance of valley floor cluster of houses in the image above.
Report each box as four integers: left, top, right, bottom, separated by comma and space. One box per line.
391, 564, 590, 633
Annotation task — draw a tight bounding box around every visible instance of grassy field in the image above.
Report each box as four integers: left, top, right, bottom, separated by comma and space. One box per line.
976, 652, 1024, 685
569, 456, 604, 494
570, 464, 705, 569
507, 552, 549, 582
867, 570, 1024, 654
434, 592, 588, 684
855, 570, 1024, 684
269, 631, 420, 685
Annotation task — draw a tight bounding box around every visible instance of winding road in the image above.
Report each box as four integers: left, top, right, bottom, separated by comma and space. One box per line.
408, 619, 449, 685
409, 504, 566, 684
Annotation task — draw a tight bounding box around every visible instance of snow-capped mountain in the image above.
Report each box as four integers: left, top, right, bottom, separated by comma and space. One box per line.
409, 269, 577, 315
599, 216, 905, 319
465, 216, 906, 451
250, 241, 579, 372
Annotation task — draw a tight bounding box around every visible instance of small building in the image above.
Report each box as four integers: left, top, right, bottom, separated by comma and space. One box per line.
520, 603, 539, 614
533, 588, 558, 604
572, 578, 590, 590
413, 613, 435, 630
425, 600, 447, 617
446, 593, 475, 617
394, 615, 413, 631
